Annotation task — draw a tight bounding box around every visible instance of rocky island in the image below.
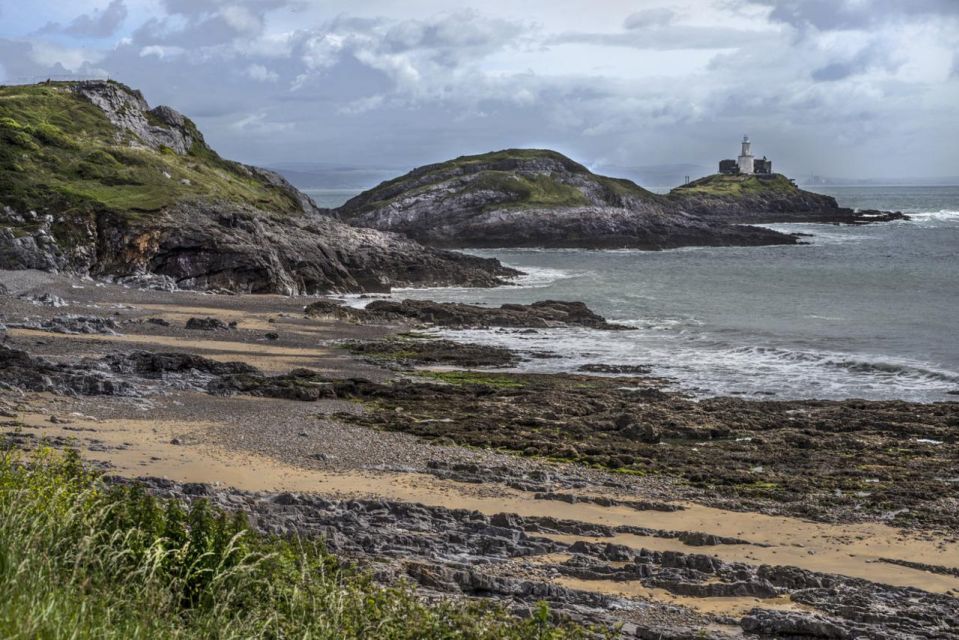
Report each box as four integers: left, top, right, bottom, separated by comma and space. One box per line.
335, 149, 799, 249
664, 136, 908, 225
668, 173, 909, 224
0, 81, 515, 293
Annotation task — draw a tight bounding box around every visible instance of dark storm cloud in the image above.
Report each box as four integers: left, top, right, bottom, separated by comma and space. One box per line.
161, 0, 295, 18
65, 0, 127, 37
37, 0, 128, 38
550, 25, 769, 50
623, 8, 676, 29
810, 43, 902, 81
748, 0, 959, 31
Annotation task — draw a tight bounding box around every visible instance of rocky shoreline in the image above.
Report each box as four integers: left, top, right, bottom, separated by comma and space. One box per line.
1, 270, 957, 638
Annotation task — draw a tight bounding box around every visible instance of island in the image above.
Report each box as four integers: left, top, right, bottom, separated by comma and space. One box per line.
335, 149, 798, 249
667, 137, 909, 224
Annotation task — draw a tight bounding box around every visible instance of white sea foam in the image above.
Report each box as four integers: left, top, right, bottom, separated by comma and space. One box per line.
758, 223, 878, 245
502, 265, 584, 289
427, 324, 959, 402
907, 209, 959, 223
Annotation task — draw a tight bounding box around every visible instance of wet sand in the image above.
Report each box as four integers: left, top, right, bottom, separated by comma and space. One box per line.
9, 405, 959, 596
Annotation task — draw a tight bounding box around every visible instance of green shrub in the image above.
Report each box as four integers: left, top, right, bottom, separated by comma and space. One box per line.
30, 122, 79, 149
0, 127, 39, 151
84, 149, 121, 167
0, 116, 25, 131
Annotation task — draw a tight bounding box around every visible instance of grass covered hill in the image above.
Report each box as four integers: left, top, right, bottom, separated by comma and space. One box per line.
338, 149, 663, 217
0, 81, 305, 217
670, 173, 803, 198
336, 149, 796, 250
0, 80, 513, 293
666, 173, 847, 223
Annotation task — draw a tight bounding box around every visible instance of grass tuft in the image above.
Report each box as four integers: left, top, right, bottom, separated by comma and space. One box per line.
0, 446, 594, 639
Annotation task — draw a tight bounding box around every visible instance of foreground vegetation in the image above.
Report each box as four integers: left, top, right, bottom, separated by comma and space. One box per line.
0, 446, 591, 639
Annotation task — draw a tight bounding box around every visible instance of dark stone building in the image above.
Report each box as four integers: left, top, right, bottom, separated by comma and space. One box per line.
719, 159, 738, 174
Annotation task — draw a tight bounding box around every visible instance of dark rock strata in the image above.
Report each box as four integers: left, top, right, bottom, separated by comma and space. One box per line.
119, 476, 959, 640
345, 338, 521, 368
307, 298, 631, 330
0, 344, 133, 396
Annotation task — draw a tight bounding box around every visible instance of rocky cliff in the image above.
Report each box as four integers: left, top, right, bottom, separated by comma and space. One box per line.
336, 150, 798, 249
668, 173, 907, 224
0, 81, 514, 293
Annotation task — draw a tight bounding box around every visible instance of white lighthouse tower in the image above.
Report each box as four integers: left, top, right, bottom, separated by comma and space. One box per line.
737, 135, 755, 175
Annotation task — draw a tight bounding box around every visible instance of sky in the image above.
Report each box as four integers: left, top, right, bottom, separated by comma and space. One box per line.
0, 0, 957, 181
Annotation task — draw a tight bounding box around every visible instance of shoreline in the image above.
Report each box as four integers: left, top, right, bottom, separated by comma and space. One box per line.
1, 269, 957, 638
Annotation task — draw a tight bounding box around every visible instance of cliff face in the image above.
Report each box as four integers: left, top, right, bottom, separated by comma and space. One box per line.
336, 150, 798, 250
667, 174, 906, 224
0, 81, 514, 293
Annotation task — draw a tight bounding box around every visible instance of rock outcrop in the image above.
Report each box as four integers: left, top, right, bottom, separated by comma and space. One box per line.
0, 81, 516, 293
668, 173, 909, 224
336, 149, 798, 249
122, 475, 959, 640
306, 298, 630, 329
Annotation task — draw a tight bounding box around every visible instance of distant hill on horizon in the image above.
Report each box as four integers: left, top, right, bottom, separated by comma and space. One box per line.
796, 175, 959, 187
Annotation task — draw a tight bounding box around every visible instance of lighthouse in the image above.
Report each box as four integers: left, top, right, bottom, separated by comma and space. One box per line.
719, 137, 772, 175
737, 135, 754, 175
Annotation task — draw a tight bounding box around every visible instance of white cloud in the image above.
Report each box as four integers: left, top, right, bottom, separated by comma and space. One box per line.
230, 112, 293, 134
301, 32, 349, 70
139, 44, 185, 59
220, 6, 262, 35
30, 41, 103, 71
246, 63, 278, 81
338, 94, 385, 115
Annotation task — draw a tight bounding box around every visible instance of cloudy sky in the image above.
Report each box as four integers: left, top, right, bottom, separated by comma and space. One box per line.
1, 0, 957, 181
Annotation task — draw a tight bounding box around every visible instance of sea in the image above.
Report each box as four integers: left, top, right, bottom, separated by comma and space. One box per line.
307, 186, 959, 403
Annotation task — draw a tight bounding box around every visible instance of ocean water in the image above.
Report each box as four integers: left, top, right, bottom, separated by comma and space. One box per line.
303, 189, 365, 209
334, 186, 959, 402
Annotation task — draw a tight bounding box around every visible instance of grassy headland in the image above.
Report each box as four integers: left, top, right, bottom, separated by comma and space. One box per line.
0, 81, 301, 220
